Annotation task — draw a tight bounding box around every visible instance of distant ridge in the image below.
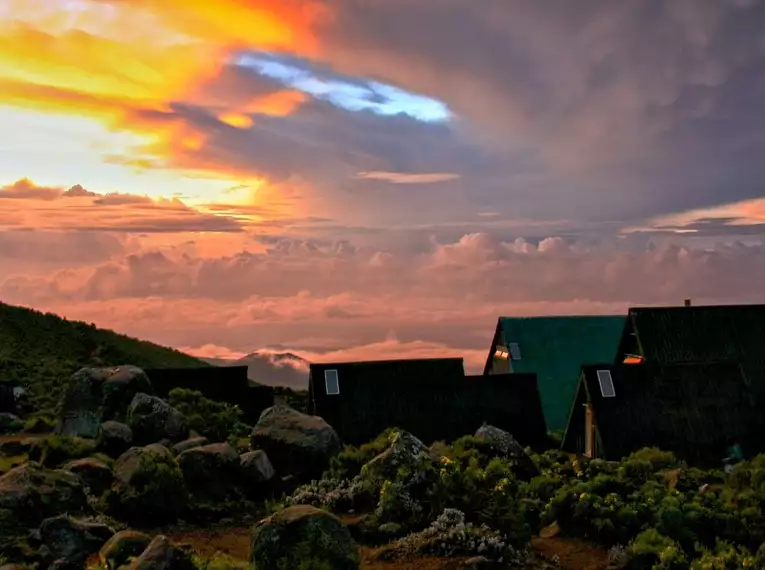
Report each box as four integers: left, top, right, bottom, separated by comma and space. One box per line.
0, 301, 207, 411
205, 349, 309, 390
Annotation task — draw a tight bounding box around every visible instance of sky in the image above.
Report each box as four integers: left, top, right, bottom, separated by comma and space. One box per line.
2, 0, 765, 373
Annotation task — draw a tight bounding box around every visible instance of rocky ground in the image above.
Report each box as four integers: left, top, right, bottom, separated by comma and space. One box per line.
0, 365, 614, 569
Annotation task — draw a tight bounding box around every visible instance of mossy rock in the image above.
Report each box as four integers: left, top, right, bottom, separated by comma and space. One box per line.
99, 529, 152, 570
106, 444, 188, 526
250, 504, 359, 570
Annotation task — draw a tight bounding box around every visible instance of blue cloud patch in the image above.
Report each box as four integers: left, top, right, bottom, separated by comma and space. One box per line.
232, 51, 451, 122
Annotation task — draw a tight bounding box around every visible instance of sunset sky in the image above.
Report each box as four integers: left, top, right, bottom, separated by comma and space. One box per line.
2, 0, 765, 372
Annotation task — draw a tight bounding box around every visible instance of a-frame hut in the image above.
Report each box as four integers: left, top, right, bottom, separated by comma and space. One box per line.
483, 315, 626, 431
561, 361, 764, 464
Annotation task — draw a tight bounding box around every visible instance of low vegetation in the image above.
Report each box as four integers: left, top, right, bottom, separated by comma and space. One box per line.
0, 301, 208, 413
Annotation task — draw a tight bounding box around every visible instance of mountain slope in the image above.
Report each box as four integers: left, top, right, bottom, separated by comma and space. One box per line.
205, 350, 309, 390
0, 301, 207, 412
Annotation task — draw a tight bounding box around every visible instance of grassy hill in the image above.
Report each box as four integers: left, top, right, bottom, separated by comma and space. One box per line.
0, 301, 207, 414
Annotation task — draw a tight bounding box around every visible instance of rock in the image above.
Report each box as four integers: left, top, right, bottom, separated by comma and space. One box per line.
101, 366, 153, 424
474, 424, 539, 478
250, 505, 359, 570
462, 556, 492, 568
39, 515, 114, 567
539, 521, 560, 538
56, 368, 110, 438
377, 522, 402, 536
239, 450, 275, 500
127, 394, 189, 446
108, 444, 188, 525
0, 463, 87, 526
125, 535, 196, 570
63, 457, 113, 496
98, 421, 134, 457
361, 430, 433, 483
55, 367, 152, 439
0, 437, 36, 457
171, 437, 209, 456
177, 442, 240, 500
99, 529, 152, 569
0, 413, 23, 435
240, 450, 275, 484
250, 405, 342, 482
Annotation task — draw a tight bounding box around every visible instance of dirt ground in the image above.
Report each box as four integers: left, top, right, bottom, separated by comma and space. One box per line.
167, 526, 611, 570
531, 537, 611, 570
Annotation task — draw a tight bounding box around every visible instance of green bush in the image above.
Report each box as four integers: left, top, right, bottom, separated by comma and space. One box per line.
23, 415, 56, 434
626, 528, 688, 569
167, 388, 243, 442
324, 427, 398, 480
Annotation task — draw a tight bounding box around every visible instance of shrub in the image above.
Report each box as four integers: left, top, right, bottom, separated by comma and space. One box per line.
23, 415, 56, 434
625, 529, 688, 570
167, 388, 243, 442
380, 508, 529, 565
324, 428, 398, 480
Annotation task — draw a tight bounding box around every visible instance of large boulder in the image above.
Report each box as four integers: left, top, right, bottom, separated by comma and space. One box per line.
474, 424, 539, 478
171, 437, 209, 457
0, 462, 88, 526
98, 421, 134, 458
250, 406, 342, 482
55, 366, 152, 439
62, 457, 113, 496
100, 366, 153, 423
125, 535, 196, 570
250, 505, 359, 570
99, 530, 152, 570
39, 515, 114, 569
361, 430, 433, 483
0, 413, 23, 435
177, 442, 240, 500
127, 394, 189, 446
107, 444, 188, 525
239, 450, 275, 500
56, 368, 110, 438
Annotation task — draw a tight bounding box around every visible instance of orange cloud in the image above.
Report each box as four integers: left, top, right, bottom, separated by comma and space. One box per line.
0, 178, 243, 233
0, 0, 328, 194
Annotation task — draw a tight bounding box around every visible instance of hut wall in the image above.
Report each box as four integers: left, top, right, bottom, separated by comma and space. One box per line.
0, 383, 15, 414
143, 366, 274, 424
310, 362, 546, 447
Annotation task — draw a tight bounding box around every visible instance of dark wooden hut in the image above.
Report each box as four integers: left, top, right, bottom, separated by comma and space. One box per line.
561, 362, 764, 465
308, 358, 548, 447
615, 303, 765, 366
0, 381, 15, 414
143, 366, 274, 424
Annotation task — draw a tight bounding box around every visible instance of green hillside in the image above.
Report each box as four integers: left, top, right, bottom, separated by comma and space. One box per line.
0, 301, 208, 413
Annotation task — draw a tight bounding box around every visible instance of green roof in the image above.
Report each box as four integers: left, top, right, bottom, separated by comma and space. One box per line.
494, 316, 626, 430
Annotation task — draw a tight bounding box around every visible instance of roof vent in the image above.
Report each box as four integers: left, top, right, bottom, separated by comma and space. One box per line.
684, 299, 692, 307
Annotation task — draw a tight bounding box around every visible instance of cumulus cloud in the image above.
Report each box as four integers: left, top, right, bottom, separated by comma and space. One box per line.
0, 179, 244, 233
2, 0, 765, 374
4, 228, 765, 374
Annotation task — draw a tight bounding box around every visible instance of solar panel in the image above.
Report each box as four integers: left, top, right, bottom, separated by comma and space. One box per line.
597, 369, 616, 398
324, 369, 340, 395
509, 342, 522, 360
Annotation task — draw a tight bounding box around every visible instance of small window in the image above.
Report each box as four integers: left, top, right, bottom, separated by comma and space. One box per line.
494, 348, 509, 359
324, 369, 340, 395
508, 342, 522, 360
597, 370, 616, 398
